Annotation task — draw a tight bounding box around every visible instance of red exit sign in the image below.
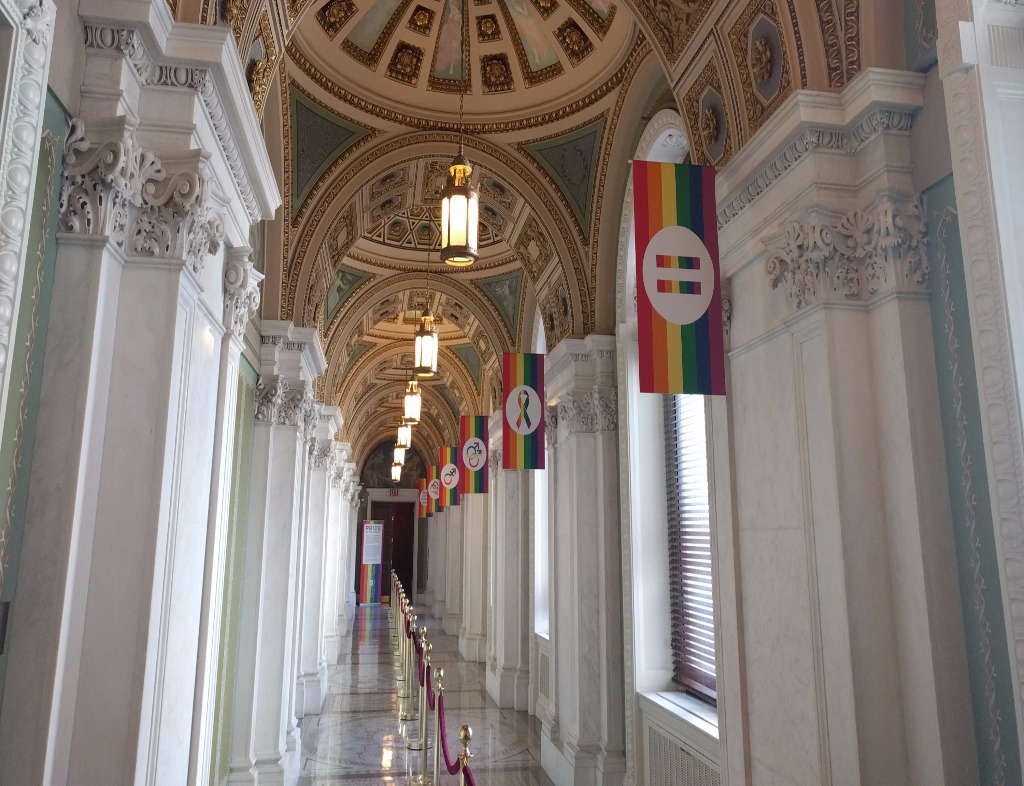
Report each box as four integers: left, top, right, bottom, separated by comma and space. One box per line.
389, 488, 399, 496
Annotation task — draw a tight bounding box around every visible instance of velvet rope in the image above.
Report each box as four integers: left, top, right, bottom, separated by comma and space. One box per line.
427, 673, 436, 711
436, 694, 463, 776
417, 645, 425, 687
404, 615, 410, 637
463, 765, 477, 786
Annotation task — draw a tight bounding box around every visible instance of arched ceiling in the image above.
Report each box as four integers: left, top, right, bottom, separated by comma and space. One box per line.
185, 0, 892, 469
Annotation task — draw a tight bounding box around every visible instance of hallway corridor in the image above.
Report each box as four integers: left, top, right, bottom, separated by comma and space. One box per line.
297, 606, 553, 785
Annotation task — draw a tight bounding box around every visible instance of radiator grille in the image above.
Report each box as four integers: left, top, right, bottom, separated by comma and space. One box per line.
538, 650, 550, 698
647, 726, 720, 786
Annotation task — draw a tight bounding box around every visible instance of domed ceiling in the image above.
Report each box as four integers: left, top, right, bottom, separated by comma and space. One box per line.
207, 0, 865, 470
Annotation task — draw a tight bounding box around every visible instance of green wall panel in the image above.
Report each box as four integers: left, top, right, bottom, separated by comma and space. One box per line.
0, 91, 66, 706
926, 175, 1021, 784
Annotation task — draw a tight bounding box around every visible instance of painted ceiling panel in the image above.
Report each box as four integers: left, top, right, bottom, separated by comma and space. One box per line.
452, 343, 483, 387
522, 115, 604, 232
477, 270, 522, 338
325, 265, 372, 324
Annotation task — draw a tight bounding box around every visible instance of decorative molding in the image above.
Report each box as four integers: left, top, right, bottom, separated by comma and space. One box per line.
545, 347, 615, 382
545, 404, 558, 449
0, 0, 55, 387
223, 247, 264, 338
82, 23, 260, 221
717, 108, 916, 227
255, 374, 286, 423
330, 465, 345, 488
721, 276, 732, 346
557, 387, 617, 434
309, 437, 336, 471
764, 195, 927, 310
937, 0, 1024, 754
59, 120, 225, 274
279, 382, 317, 438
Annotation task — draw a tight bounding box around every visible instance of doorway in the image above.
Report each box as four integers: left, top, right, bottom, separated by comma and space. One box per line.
360, 500, 416, 604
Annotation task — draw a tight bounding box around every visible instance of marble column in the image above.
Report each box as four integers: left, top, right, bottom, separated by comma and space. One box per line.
443, 502, 465, 635
458, 493, 489, 662
419, 513, 435, 610
339, 473, 361, 620
486, 413, 531, 710
542, 337, 625, 786
190, 248, 264, 784
322, 446, 351, 662
229, 323, 325, 784
430, 509, 448, 620
294, 407, 342, 717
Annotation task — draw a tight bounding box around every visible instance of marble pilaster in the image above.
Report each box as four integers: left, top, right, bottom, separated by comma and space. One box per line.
228, 323, 325, 785
443, 502, 464, 635
458, 493, 489, 662
430, 509, 448, 621
541, 337, 624, 786
294, 408, 342, 717
486, 412, 531, 711
323, 446, 351, 661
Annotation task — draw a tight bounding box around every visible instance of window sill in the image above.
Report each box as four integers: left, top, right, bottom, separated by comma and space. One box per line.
637, 691, 720, 767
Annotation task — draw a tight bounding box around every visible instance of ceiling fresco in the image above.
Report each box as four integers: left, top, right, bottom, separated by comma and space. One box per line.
191, 0, 871, 467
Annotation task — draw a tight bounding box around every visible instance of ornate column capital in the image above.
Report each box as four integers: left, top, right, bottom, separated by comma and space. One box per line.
254, 374, 286, 423
489, 446, 503, 473
59, 120, 225, 274
308, 437, 335, 472
255, 374, 315, 436
764, 195, 928, 312
223, 247, 263, 338
556, 388, 618, 435
545, 405, 558, 449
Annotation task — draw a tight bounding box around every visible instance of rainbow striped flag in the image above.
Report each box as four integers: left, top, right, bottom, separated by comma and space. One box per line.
632, 161, 726, 395
502, 352, 545, 469
418, 477, 428, 518
427, 464, 443, 514
439, 446, 461, 506
458, 415, 488, 493
359, 563, 381, 604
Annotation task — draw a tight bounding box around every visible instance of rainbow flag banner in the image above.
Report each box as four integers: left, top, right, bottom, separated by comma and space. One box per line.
502, 352, 545, 469
427, 464, 443, 515
418, 477, 428, 518
458, 415, 488, 493
632, 161, 726, 395
358, 520, 384, 604
439, 446, 461, 507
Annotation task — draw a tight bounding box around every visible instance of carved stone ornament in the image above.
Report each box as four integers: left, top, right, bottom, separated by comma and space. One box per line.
330, 465, 345, 488
223, 249, 264, 337
277, 383, 317, 437
82, 23, 260, 221
309, 437, 335, 471
557, 387, 617, 434
0, 0, 55, 383
545, 404, 558, 449
764, 196, 927, 310
255, 374, 286, 422
59, 120, 225, 274
751, 36, 773, 83
489, 446, 503, 473
721, 277, 733, 345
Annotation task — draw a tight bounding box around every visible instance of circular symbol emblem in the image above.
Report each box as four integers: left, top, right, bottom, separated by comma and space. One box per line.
642, 225, 715, 325
441, 463, 459, 489
428, 478, 441, 499
505, 385, 542, 436
419, 489, 429, 507
462, 437, 486, 470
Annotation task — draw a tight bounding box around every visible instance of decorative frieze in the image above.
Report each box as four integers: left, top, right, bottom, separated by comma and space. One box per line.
223, 248, 264, 337
309, 438, 335, 471
59, 121, 225, 274
82, 23, 260, 221
557, 387, 617, 434
764, 196, 927, 311
0, 0, 55, 381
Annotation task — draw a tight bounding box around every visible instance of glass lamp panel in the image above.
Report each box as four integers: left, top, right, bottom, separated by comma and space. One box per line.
468, 192, 479, 250
449, 193, 468, 247
393, 446, 406, 465
391, 463, 402, 482
441, 197, 450, 248
397, 423, 412, 449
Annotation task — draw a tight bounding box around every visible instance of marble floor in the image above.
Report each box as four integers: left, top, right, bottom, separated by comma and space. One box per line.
298, 605, 554, 785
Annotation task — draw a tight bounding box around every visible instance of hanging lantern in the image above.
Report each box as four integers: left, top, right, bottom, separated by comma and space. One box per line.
393, 445, 406, 466
440, 153, 479, 267
397, 420, 412, 449
391, 462, 402, 483
404, 380, 422, 424
413, 307, 438, 378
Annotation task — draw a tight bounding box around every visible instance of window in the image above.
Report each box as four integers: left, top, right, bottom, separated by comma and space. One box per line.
663, 394, 716, 702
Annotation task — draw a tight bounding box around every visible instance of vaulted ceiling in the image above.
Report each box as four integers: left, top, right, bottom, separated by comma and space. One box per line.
173, 0, 895, 470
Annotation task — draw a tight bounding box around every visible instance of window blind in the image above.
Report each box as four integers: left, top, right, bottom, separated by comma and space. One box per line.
663, 394, 716, 702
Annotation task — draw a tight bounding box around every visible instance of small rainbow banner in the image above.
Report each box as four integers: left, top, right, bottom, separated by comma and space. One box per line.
458, 415, 488, 493
358, 519, 383, 604
427, 464, 443, 515
502, 352, 545, 469
418, 477, 428, 518
632, 161, 726, 395
439, 446, 461, 507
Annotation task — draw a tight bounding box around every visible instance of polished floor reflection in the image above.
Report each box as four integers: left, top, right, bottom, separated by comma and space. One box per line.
298, 605, 552, 785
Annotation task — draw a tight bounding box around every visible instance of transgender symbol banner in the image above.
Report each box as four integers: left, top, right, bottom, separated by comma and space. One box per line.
458, 415, 488, 493
439, 446, 461, 507
418, 478, 428, 518
632, 161, 726, 395
427, 464, 443, 515
502, 352, 544, 469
